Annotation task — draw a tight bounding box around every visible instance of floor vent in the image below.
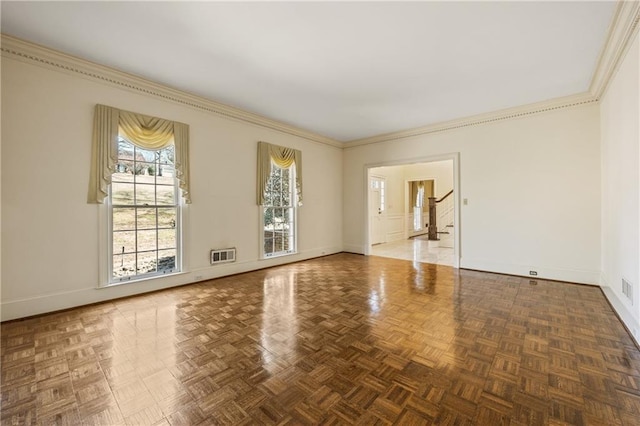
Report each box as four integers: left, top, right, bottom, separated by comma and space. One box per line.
211, 248, 236, 265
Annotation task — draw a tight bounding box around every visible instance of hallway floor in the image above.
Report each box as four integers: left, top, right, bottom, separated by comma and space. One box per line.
371, 235, 454, 266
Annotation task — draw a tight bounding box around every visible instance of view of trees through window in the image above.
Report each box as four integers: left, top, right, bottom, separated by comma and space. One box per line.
263, 163, 295, 256
111, 138, 179, 281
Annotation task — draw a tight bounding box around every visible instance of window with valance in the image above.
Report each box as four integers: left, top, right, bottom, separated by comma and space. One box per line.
88, 104, 190, 284
257, 141, 302, 257
88, 104, 190, 204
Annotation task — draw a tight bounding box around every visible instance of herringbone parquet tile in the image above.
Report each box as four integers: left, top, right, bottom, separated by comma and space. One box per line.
2, 253, 640, 425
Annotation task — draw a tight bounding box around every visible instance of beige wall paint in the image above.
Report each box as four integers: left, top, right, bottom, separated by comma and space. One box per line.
1, 57, 343, 320
344, 105, 601, 284
600, 32, 640, 342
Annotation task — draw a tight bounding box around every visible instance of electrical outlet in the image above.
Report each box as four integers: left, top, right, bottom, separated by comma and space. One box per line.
194, 275, 203, 282
529, 271, 538, 276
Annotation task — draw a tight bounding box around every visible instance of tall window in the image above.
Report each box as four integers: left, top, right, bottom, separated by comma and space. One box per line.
414, 184, 424, 231
262, 162, 296, 257
89, 105, 189, 286
110, 138, 180, 281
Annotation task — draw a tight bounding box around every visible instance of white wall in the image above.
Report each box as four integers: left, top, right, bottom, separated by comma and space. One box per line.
344, 104, 601, 284
599, 32, 640, 342
1, 57, 343, 320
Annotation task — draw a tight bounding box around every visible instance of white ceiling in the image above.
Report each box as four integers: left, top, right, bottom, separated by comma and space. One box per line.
1, 1, 616, 142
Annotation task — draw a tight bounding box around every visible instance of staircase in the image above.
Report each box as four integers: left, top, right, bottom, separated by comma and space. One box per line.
439, 224, 454, 248
427, 189, 454, 248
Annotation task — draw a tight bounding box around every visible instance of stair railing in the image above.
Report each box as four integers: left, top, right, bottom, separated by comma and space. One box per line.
428, 190, 453, 240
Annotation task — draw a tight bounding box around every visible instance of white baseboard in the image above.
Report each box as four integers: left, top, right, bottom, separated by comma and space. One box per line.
600, 275, 640, 347
342, 244, 364, 254
459, 257, 600, 285
386, 231, 405, 242
1, 246, 343, 321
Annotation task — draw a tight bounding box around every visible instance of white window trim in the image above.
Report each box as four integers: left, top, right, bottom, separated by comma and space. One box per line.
98, 144, 185, 288
260, 165, 298, 260
98, 193, 187, 288
259, 206, 298, 260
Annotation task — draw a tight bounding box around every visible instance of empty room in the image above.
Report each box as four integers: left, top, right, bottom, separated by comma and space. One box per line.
1, 1, 639, 425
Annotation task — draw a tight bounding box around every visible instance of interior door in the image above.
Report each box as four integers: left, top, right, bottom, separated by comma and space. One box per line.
370, 176, 386, 245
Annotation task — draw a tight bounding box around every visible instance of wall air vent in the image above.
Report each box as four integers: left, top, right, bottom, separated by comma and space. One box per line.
210, 248, 236, 265
622, 278, 633, 304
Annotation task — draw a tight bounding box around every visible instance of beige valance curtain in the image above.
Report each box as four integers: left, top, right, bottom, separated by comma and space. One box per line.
87, 104, 191, 204
256, 141, 303, 206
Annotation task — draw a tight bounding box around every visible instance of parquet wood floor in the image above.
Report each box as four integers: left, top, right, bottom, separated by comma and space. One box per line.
2, 254, 640, 425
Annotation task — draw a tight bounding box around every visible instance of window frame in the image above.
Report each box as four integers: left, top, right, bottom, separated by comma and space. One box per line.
102, 138, 183, 287
260, 162, 298, 259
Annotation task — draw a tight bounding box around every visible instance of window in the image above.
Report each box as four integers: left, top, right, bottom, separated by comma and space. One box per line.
88, 104, 190, 286
110, 138, 180, 282
262, 162, 296, 257
256, 141, 302, 258
414, 184, 424, 231
370, 178, 385, 212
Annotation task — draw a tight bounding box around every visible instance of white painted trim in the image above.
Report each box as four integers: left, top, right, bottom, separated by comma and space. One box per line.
344, 93, 597, 148
385, 214, 405, 242
98, 177, 187, 288
364, 153, 460, 268
364, 168, 372, 255
0, 245, 342, 321
589, 1, 640, 99
600, 276, 640, 347
342, 4, 639, 148
460, 257, 600, 286
97, 204, 108, 287
2, 1, 637, 153
342, 244, 364, 254
0, 34, 342, 149
451, 154, 460, 269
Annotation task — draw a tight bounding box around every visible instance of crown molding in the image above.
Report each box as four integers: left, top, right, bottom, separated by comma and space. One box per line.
0, 34, 343, 149
344, 92, 597, 148
589, 1, 640, 99
344, 0, 638, 148
3, 0, 637, 153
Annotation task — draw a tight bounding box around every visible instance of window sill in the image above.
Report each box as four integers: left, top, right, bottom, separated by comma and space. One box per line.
98, 270, 188, 289
261, 251, 297, 261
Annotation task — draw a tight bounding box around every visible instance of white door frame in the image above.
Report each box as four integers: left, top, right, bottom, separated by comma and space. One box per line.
364, 153, 460, 268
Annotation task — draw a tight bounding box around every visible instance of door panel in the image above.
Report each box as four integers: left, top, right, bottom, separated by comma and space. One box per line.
370, 176, 386, 245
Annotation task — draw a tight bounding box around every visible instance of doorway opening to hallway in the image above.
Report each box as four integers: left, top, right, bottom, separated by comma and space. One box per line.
366, 156, 459, 267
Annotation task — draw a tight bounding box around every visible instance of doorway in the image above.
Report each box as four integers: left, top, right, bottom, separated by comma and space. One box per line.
365, 155, 459, 268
